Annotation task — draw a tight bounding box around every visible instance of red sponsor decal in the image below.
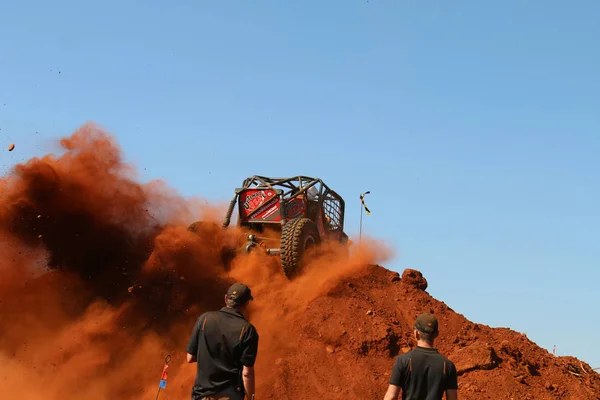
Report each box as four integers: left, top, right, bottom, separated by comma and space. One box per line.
252, 197, 282, 221
240, 189, 275, 217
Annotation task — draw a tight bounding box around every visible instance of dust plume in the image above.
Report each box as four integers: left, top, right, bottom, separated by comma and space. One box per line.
0, 123, 392, 399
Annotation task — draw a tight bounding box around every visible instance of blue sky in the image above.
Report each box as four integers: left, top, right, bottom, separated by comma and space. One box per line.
1, 0, 599, 368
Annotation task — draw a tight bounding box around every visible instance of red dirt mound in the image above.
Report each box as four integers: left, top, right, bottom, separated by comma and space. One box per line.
253, 265, 600, 399
0, 125, 598, 399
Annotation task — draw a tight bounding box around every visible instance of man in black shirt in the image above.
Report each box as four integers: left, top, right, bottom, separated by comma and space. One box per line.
186, 283, 259, 400
384, 313, 458, 400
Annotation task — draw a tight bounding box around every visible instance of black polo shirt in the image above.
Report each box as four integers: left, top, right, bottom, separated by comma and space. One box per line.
186, 307, 259, 397
390, 346, 458, 400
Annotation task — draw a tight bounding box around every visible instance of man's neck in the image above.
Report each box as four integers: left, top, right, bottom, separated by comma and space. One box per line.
417, 340, 435, 349
224, 305, 246, 317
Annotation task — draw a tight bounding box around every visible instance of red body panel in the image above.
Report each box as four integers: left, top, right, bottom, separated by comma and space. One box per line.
239, 189, 281, 222
238, 189, 340, 238
240, 189, 276, 216
252, 197, 281, 221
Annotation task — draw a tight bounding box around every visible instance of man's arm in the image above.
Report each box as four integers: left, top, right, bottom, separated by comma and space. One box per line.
185, 316, 203, 363
383, 384, 400, 400
445, 360, 458, 399
385, 357, 404, 400
445, 389, 458, 400
240, 325, 259, 399
242, 365, 255, 400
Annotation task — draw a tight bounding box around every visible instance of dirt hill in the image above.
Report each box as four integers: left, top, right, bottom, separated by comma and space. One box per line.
252, 265, 600, 399
1, 125, 598, 399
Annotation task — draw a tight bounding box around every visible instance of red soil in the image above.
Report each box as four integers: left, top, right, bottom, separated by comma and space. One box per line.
0, 125, 598, 399
254, 265, 600, 399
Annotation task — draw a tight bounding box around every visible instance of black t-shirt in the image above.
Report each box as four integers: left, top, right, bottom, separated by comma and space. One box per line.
389, 346, 458, 400
186, 307, 259, 397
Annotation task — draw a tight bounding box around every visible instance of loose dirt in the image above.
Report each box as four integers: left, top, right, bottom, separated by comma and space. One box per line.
0, 123, 598, 399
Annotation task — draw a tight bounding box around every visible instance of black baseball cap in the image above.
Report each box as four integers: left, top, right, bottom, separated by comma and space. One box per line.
414, 313, 438, 334
227, 283, 253, 304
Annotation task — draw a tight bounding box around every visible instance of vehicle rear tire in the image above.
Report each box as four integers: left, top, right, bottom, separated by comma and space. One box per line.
280, 218, 320, 279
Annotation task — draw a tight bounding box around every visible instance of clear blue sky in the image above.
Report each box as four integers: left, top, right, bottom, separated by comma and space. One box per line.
1, 0, 599, 368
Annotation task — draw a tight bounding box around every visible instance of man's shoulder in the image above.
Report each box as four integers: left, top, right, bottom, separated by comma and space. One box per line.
420, 349, 458, 371
251, 322, 259, 334
396, 347, 454, 362
429, 349, 456, 365
194, 310, 223, 325
393, 350, 413, 365
198, 310, 219, 319
244, 321, 259, 336
440, 353, 457, 370
396, 347, 424, 358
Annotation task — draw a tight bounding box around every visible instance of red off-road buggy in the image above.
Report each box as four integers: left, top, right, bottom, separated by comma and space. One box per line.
188, 175, 348, 278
